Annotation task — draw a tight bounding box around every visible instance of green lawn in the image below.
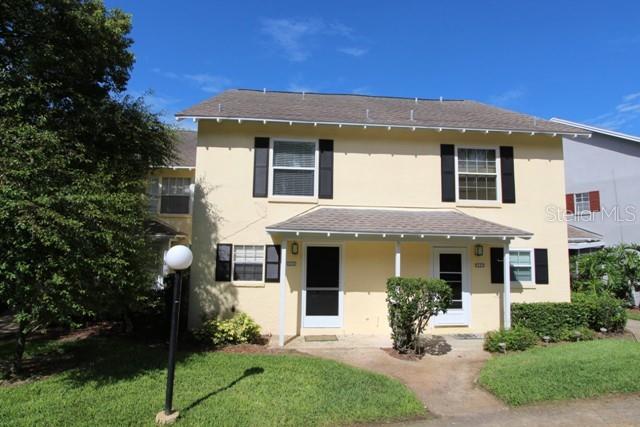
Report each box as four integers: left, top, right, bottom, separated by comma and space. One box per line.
626, 309, 640, 321
478, 339, 640, 406
0, 336, 423, 426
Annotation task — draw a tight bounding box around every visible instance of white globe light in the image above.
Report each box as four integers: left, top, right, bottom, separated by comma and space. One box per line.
164, 245, 193, 271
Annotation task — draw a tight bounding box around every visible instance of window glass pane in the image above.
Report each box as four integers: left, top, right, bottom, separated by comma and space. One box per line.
273, 141, 315, 168
511, 266, 532, 282
575, 192, 590, 213
458, 149, 496, 174
273, 169, 314, 196
306, 291, 339, 315
162, 177, 191, 195
233, 245, 265, 281
458, 175, 497, 201
147, 177, 160, 213
160, 196, 190, 214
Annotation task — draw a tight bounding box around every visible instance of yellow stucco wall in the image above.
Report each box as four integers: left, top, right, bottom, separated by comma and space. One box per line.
189, 121, 570, 335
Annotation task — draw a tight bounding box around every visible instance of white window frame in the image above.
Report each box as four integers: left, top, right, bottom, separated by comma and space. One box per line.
509, 248, 535, 284
232, 244, 266, 283
574, 192, 591, 215
454, 146, 501, 203
158, 177, 193, 215
268, 138, 319, 199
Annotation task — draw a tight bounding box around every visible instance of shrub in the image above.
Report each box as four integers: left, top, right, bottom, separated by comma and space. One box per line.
484, 326, 538, 352
511, 302, 590, 341
570, 245, 640, 303
572, 292, 627, 332
193, 312, 261, 347
386, 277, 452, 354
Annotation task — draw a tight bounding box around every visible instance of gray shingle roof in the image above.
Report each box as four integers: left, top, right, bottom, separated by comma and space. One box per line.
177, 89, 589, 135
170, 130, 197, 167
267, 207, 531, 238
568, 224, 603, 242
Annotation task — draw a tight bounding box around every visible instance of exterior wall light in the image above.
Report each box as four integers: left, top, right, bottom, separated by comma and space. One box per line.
474, 244, 484, 257
291, 241, 299, 255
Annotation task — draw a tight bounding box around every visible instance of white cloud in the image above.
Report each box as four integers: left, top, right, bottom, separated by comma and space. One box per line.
153, 68, 231, 93
588, 91, 640, 131
183, 74, 231, 93
489, 88, 526, 106
338, 47, 368, 57
260, 18, 362, 62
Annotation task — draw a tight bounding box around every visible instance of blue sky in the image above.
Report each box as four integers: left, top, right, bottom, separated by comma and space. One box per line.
106, 0, 640, 134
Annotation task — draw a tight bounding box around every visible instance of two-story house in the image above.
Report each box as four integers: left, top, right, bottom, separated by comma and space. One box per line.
146, 130, 196, 285
177, 89, 588, 346
551, 118, 640, 253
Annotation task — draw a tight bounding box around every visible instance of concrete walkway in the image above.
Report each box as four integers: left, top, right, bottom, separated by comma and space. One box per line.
626, 319, 640, 340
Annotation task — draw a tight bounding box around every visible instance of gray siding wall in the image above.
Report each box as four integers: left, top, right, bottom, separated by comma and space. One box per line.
564, 133, 640, 246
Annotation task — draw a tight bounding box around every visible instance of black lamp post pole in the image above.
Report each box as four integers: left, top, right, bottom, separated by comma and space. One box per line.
164, 269, 183, 415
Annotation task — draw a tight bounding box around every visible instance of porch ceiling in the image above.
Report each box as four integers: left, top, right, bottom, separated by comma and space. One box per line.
266, 207, 532, 239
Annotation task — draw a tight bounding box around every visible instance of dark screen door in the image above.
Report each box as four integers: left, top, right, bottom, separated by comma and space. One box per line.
304, 246, 341, 326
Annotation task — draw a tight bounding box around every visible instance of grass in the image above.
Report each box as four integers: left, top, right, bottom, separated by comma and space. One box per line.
0, 335, 424, 426
478, 339, 640, 406
626, 309, 640, 321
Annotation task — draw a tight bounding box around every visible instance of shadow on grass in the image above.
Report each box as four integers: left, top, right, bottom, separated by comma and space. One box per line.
62, 336, 204, 387
181, 367, 264, 414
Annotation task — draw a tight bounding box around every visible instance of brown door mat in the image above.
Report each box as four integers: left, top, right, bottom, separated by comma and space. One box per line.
304, 335, 338, 342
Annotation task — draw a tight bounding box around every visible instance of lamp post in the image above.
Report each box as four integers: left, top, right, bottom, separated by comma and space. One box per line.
156, 245, 193, 425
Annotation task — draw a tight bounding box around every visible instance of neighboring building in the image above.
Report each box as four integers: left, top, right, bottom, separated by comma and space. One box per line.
146, 130, 196, 285
177, 89, 588, 344
567, 224, 604, 256
551, 118, 640, 249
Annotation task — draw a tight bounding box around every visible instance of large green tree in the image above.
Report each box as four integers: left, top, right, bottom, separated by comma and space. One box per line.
0, 0, 175, 373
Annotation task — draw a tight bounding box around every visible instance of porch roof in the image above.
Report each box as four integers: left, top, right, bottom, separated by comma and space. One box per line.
266, 207, 532, 239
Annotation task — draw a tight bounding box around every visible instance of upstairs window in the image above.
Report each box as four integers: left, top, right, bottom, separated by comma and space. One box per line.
574, 192, 591, 214
457, 148, 498, 201
271, 140, 317, 197
233, 245, 265, 281
161, 177, 191, 214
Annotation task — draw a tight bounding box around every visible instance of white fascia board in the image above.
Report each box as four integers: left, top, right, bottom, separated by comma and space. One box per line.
175, 115, 590, 137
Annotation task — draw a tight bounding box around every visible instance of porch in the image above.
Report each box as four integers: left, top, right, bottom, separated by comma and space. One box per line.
266, 207, 532, 347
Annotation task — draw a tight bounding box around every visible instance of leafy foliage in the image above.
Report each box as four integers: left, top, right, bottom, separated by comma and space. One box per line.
193, 313, 262, 348
484, 326, 538, 352
511, 295, 627, 342
570, 245, 640, 304
386, 277, 452, 354
572, 292, 627, 332
511, 302, 590, 341
0, 0, 174, 371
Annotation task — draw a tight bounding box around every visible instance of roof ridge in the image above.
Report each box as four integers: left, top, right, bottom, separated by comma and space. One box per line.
234, 88, 465, 102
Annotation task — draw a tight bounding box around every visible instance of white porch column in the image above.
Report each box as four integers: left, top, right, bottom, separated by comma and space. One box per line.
503, 243, 511, 330
278, 240, 288, 347
394, 241, 401, 277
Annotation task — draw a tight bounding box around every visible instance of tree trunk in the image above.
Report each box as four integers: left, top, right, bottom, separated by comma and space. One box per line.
12, 324, 27, 375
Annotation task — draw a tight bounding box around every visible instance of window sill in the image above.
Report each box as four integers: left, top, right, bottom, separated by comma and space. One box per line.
268, 197, 318, 204
230, 281, 266, 288
158, 213, 192, 218
456, 201, 501, 208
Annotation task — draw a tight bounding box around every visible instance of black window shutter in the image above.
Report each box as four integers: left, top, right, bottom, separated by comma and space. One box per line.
215, 244, 232, 281
534, 248, 549, 284
490, 247, 504, 284
441, 144, 455, 202
265, 245, 281, 282
319, 139, 334, 199
500, 146, 516, 203
253, 137, 269, 197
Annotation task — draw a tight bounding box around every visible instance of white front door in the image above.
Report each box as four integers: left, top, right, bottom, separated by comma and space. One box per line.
302, 245, 343, 328
432, 248, 470, 326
